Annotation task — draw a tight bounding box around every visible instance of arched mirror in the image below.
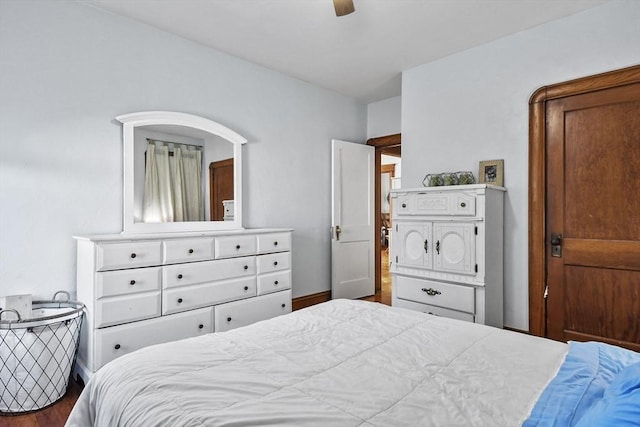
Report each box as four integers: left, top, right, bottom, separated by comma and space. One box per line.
118, 111, 247, 234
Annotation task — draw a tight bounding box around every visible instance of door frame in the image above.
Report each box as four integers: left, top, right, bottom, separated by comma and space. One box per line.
367, 133, 401, 294
528, 65, 640, 337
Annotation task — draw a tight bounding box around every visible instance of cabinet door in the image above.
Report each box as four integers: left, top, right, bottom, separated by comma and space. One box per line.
396, 223, 432, 269
433, 223, 476, 274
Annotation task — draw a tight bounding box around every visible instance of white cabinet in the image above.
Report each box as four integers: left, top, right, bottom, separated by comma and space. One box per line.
75, 229, 292, 383
390, 185, 504, 327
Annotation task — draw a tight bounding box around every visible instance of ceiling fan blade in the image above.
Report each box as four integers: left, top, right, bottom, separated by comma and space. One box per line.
333, 0, 355, 17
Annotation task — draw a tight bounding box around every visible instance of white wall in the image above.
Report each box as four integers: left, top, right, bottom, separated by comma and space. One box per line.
0, 1, 366, 300
367, 96, 401, 138
401, 0, 640, 330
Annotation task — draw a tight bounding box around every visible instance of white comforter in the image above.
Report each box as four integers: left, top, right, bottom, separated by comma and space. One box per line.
66, 300, 567, 426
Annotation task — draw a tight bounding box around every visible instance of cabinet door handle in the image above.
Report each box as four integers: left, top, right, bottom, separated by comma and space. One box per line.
281, 303, 286, 308
436, 240, 440, 255
424, 239, 428, 254
114, 344, 121, 350
226, 317, 232, 322
421, 287, 441, 296
198, 324, 204, 329
177, 298, 183, 303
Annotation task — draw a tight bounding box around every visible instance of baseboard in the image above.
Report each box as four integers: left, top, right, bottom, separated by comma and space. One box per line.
292, 291, 331, 311
503, 326, 529, 335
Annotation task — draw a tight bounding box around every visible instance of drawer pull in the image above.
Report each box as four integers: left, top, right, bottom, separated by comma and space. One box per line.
244, 286, 249, 291
130, 253, 137, 259
460, 202, 466, 208
281, 303, 286, 308
244, 265, 248, 270
436, 240, 440, 255
421, 287, 442, 296
401, 203, 407, 208
424, 239, 428, 254
236, 244, 241, 250
129, 280, 136, 286
274, 280, 279, 286
177, 298, 183, 303
226, 317, 232, 322
114, 344, 121, 350
198, 324, 204, 329
273, 261, 278, 266
274, 241, 278, 246
177, 274, 183, 279
188, 249, 194, 254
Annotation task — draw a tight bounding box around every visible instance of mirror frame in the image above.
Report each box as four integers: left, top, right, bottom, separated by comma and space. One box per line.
117, 111, 247, 234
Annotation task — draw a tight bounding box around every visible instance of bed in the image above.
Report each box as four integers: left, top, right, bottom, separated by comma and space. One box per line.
65, 299, 640, 426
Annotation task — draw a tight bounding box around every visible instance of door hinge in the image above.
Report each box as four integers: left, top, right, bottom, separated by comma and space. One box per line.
475, 226, 478, 235
475, 264, 478, 273
544, 285, 549, 299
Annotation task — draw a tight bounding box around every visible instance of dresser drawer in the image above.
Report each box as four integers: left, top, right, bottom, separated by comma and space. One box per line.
163, 277, 256, 315
214, 235, 256, 259
96, 241, 162, 271
394, 192, 476, 217
393, 298, 475, 323
257, 232, 291, 254
256, 252, 291, 274
214, 289, 291, 332
95, 267, 161, 298
95, 291, 161, 328
395, 276, 475, 314
94, 307, 213, 370
162, 257, 256, 289
163, 237, 214, 264
257, 270, 291, 295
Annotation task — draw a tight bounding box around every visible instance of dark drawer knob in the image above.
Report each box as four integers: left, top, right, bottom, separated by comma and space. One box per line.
281, 304, 286, 308
244, 286, 249, 291
198, 324, 204, 329
188, 249, 194, 254
236, 244, 241, 250
227, 317, 232, 322
114, 344, 121, 350
130, 253, 137, 259
244, 265, 248, 270
129, 280, 136, 286
401, 203, 406, 208
274, 280, 279, 285
274, 261, 278, 266
274, 241, 278, 246
177, 298, 183, 303
177, 274, 183, 279
421, 287, 442, 296
460, 202, 466, 207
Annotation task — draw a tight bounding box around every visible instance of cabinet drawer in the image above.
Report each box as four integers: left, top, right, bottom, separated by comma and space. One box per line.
395, 276, 475, 314
256, 252, 291, 274
215, 235, 256, 259
95, 291, 161, 328
163, 257, 256, 288
393, 298, 475, 323
94, 307, 213, 370
257, 270, 291, 295
163, 238, 214, 264
95, 267, 161, 298
257, 232, 291, 254
96, 241, 162, 271
163, 277, 256, 315
214, 289, 291, 333
394, 192, 476, 217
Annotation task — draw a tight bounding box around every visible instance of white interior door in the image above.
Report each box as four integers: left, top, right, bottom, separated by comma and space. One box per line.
331, 139, 374, 299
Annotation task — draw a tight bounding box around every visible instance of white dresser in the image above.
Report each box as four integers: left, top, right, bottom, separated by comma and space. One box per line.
74, 228, 292, 383
390, 185, 504, 327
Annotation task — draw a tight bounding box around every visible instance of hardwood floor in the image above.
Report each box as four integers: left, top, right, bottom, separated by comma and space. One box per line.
361, 248, 392, 306
0, 378, 83, 427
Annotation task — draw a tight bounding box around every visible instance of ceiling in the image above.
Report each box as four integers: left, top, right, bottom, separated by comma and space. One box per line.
84, 0, 608, 104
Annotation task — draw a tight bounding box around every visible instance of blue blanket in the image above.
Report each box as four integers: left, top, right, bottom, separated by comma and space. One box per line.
523, 341, 640, 427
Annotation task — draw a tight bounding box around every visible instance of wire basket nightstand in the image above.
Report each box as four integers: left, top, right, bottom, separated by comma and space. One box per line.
0, 291, 85, 414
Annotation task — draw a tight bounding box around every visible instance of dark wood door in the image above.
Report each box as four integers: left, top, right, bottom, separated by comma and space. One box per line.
545, 82, 640, 351
209, 158, 234, 221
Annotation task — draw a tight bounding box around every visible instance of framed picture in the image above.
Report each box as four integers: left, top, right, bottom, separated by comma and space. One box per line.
479, 159, 504, 186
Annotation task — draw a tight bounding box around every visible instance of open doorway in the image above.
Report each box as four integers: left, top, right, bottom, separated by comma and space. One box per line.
365, 134, 401, 305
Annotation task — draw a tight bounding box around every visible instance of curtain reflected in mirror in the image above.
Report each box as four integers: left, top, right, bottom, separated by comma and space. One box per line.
143, 140, 203, 222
